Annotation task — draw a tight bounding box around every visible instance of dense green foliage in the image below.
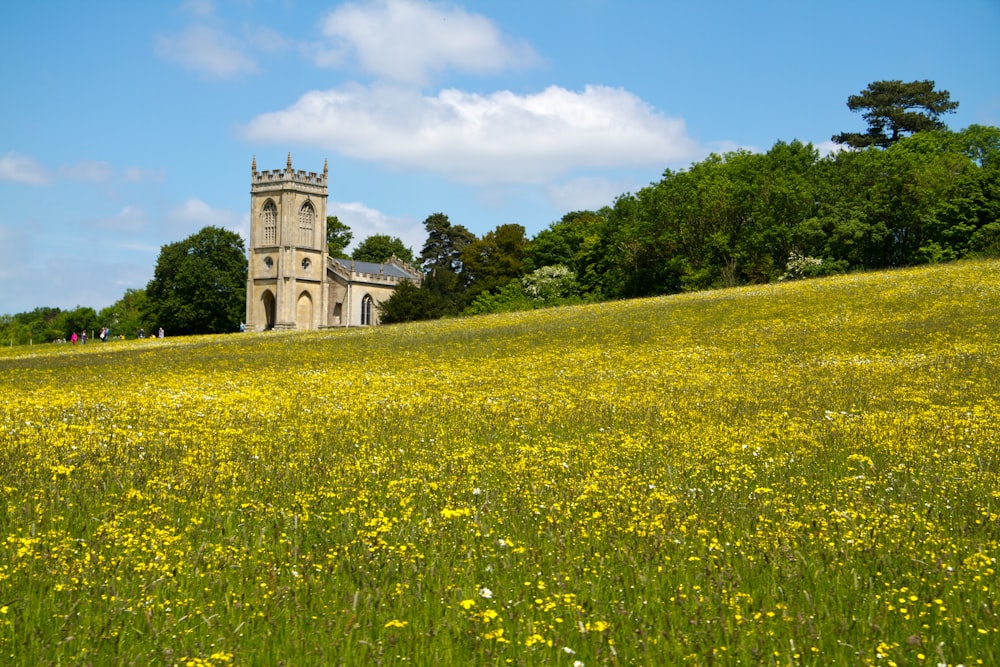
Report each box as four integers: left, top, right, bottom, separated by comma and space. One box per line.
98, 288, 149, 339
144, 226, 247, 336
326, 215, 353, 259
592, 126, 999, 296
0, 306, 93, 345
0, 291, 151, 346
351, 233, 415, 265
461, 224, 528, 299
418, 212, 476, 274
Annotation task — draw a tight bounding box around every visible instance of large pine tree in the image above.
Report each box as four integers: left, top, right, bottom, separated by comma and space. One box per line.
832, 80, 959, 148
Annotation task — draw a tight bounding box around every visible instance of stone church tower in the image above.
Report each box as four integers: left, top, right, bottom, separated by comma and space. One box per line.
246, 154, 422, 331
246, 154, 329, 330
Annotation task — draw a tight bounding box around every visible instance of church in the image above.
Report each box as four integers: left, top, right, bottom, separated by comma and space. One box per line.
245, 155, 422, 331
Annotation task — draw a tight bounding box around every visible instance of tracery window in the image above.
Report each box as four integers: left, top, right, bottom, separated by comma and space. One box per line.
360, 294, 374, 326
262, 201, 277, 245
299, 202, 315, 247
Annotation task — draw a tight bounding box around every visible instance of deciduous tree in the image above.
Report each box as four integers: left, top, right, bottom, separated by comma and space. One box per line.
352, 234, 415, 265
97, 288, 149, 339
145, 226, 247, 336
461, 223, 528, 298
326, 216, 353, 259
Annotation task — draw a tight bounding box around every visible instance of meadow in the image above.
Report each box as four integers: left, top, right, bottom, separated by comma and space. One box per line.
1, 260, 998, 666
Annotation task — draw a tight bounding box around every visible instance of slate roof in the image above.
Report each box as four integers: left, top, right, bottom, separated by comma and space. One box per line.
329, 257, 417, 279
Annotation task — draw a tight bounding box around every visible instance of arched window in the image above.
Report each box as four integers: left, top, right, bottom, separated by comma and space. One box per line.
262, 201, 277, 245
299, 202, 315, 247
296, 291, 314, 329
360, 294, 374, 326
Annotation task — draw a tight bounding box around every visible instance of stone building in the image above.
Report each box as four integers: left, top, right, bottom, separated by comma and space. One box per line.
245, 155, 421, 330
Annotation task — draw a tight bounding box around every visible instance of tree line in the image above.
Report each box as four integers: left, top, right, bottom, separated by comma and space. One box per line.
0, 220, 422, 345
380, 81, 998, 322
3, 81, 997, 342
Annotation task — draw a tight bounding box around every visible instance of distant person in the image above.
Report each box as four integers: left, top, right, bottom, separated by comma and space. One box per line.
158, 327, 164, 339
81, 330, 87, 344
70, 332, 78, 345
239, 322, 245, 333
138, 327, 145, 339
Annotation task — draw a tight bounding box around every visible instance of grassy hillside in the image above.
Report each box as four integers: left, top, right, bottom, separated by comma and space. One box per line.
1, 260, 998, 666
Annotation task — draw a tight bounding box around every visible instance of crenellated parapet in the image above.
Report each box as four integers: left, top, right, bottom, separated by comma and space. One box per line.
251, 153, 328, 194
385, 255, 422, 279
327, 256, 423, 287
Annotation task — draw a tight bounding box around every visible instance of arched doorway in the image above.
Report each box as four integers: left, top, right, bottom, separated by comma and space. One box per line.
261, 290, 276, 330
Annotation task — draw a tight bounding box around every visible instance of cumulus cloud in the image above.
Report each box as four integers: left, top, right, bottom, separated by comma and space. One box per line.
243, 84, 700, 184
330, 201, 425, 256
122, 166, 165, 183
0, 152, 51, 186
815, 140, 848, 157
246, 26, 292, 54
180, 0, 215, 19
94, 205, 148, 233
60, 160, 115, 183
0, 224, 29, 282
166, 198, 244, 238
547, 176, 637, 213
154, 24, 258, 78
313, 0, 539, 85
0, 224, 156, 314
40, 252, 152, 313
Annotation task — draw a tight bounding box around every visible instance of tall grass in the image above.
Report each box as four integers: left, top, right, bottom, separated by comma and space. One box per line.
1, 260, 997, 665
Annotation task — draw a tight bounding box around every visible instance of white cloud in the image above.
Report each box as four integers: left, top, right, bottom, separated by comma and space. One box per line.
0, 225, 155, 314
0, 152, 51, 186
39, 253, 151, 314
313, 0, 539, 85
815, 140, 847, 157
326, 201, 426, 257
166, 198, 244, 238
94, 205, 148, 233
60, 160, 115, 183
243, 84, 701, 184
0, 224, 29, 282
548, 176, 636, 213
122, 166, 165, 183
246, 26, 292, 54
330, 200, 425, 257
705, 139, 752, 156
181, 0, 215, 19
154, 24, 258, 78
103, 239, 161, 254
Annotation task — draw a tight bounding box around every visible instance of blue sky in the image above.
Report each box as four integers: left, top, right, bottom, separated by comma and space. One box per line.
1, 0, 998, 315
